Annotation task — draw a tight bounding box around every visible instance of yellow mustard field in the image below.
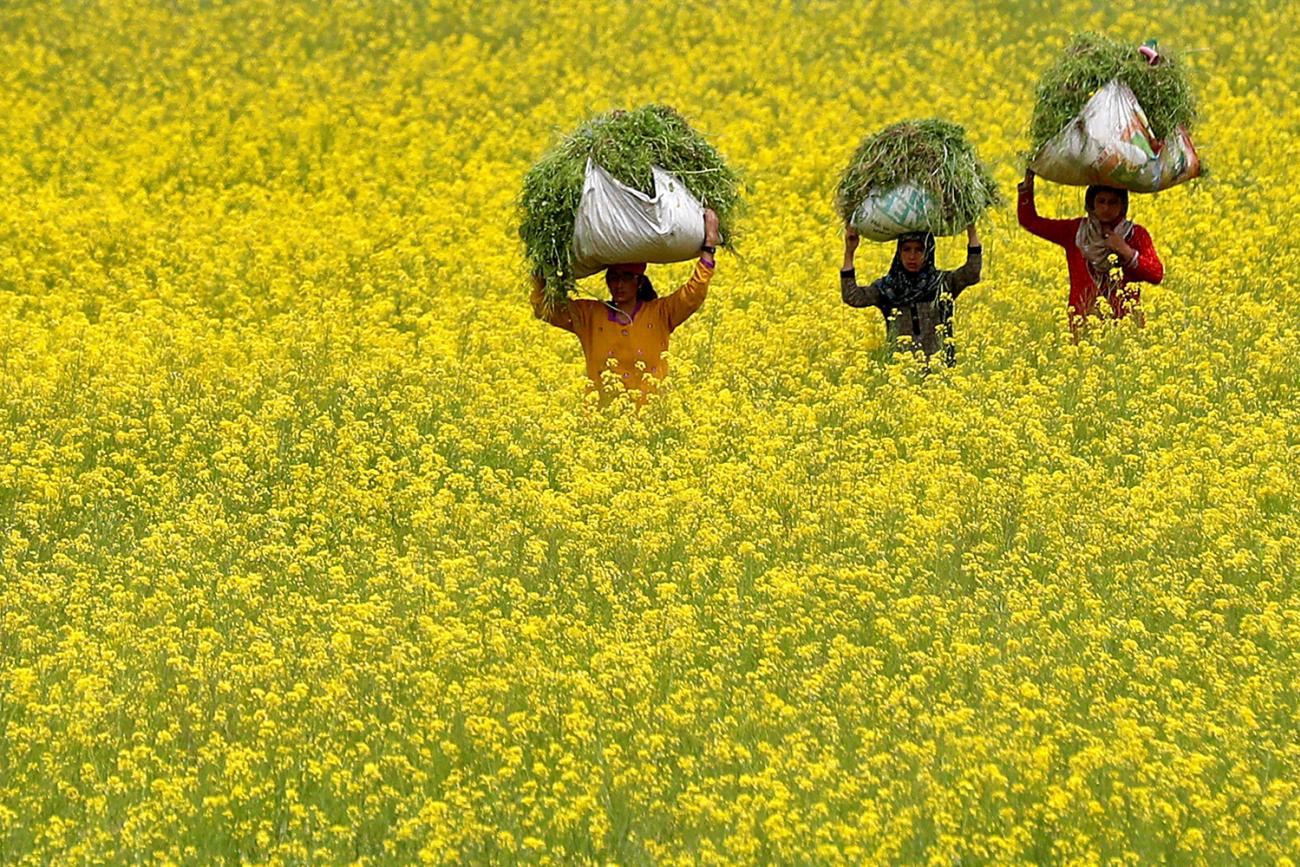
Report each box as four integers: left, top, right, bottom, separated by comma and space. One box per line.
2, 0, 1298, 863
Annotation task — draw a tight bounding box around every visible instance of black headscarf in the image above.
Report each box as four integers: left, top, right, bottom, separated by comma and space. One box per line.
636, 275, 658, 301
879, 231, 945, 307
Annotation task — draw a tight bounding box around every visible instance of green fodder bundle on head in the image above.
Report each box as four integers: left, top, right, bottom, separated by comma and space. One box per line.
518, 105, 742, 301
834, 119, 1002, 236
1028, 31, 1197, 154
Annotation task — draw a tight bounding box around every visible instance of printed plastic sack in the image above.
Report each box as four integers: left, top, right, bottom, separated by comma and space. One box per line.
571, 159, 705, 278
849, 182, 941, 242
1030, 79, 1201, 193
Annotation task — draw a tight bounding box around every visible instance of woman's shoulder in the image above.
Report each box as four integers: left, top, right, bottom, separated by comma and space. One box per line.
1122, 223, 1156, 249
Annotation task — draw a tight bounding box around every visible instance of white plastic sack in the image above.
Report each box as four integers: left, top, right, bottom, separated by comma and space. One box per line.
571, 159, 705, 278
849, 182, 941, 242
1029, 79, 1201, 193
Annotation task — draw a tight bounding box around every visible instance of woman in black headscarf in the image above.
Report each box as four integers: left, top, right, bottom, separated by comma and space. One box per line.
840, 224, 983, 366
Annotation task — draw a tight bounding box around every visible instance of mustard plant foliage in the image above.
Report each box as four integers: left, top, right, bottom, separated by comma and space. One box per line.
1, 1, 1298, 864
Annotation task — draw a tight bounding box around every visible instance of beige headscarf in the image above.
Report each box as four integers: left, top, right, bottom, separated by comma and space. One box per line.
1075, 215, 1134, 292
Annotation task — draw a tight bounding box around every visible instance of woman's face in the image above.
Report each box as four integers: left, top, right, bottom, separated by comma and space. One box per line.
606, 269, 639, 305
899, 240, 927, 273
1090, 190, 1126, 225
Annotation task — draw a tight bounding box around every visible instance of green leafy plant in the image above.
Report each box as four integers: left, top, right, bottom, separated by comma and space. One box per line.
519, 105, 742, 304
835, 118, 1002, 235
1028, 32, 1198, 155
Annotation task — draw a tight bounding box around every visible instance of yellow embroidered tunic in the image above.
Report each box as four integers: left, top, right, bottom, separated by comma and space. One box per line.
532, 260, 714, 399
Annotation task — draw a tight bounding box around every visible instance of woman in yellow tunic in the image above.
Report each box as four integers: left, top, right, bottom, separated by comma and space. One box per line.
531, 209, 720, 403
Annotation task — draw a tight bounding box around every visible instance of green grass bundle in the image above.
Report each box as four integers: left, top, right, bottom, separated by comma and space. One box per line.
834, 118, 1001, 235
1028, 32, 1197, 154
518, 105, 741, 300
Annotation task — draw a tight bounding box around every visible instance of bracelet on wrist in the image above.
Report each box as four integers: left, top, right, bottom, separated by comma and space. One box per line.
700, 244, 717, 255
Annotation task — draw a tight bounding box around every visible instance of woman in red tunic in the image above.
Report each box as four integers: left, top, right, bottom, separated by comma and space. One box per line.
1018, 169, 1164, 333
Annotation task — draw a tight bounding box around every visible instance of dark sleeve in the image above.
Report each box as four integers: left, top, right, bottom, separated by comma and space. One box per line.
841, 268, 883, 309
946, 246, 983, 298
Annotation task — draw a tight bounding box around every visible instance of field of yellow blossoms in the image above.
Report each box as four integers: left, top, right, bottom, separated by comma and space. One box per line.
2, 0, 1298, 863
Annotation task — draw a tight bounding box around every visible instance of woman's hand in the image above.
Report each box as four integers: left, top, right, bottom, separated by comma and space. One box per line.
1018, 168, 1035, 194
530, 272, 545, 292
1105, 230, 1136, 262
843, 225, 860, 270
966, 223, 980, 246
703, 208, 720, 246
